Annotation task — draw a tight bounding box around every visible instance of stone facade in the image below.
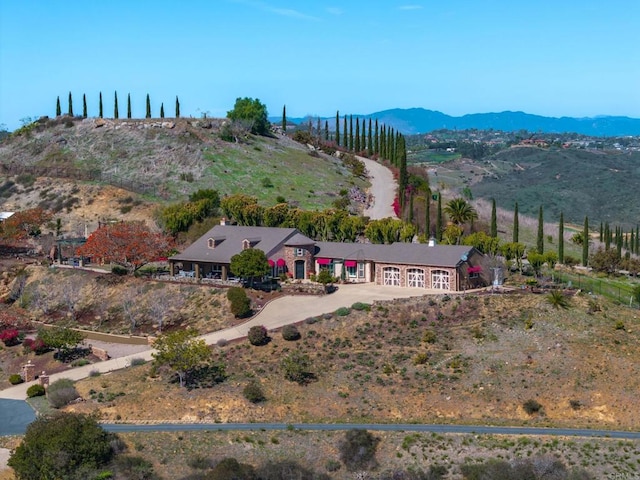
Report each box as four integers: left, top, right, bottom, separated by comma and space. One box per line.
282, 245, 314, 280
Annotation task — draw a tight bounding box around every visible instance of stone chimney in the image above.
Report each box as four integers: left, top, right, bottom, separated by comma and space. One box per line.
220, 217, 227, 226
428, 236, 436, 247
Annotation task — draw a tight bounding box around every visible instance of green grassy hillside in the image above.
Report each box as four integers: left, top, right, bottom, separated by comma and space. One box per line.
0, 116, 366, 210
469, 147, 640, 228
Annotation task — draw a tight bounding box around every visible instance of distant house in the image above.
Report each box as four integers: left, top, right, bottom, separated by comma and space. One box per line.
0, 212, 15, 222
169, 221, 486, 292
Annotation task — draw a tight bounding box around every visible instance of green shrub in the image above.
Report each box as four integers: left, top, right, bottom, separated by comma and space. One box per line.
281, 351, 313, 385
335, 307, 351, 317
413, 353, 430, 365
351, 302, 371, 311
228, 287, 251, 318
523, 398, 543, 415
9, 373, 24, 385
316, 269, 334, 285
615, 320, 625, 330
422, 329, 437, 344
281, 325, 301, 341
27, 384, 46, 397
89, 369, 101, 377
187, 454, 213, 470
248, 325, 269, 346
72, 358, 90, 367
130, 357, 146, 366
243, 381, 266, 403
48, 378, 79, 408
338, 429, 379, 471
325, 459, 341, 472
111, 265, 128, 276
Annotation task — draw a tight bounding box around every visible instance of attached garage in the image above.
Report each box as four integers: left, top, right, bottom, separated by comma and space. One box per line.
431, 269, 450, 290
383, 267, 401, 286
407, 268, 425, 288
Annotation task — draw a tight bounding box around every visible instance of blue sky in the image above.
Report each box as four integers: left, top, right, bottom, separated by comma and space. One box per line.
1, 0, 639, 131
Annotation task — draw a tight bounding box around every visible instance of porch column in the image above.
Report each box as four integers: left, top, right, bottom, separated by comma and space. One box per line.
169, 262, 175, 276
222, 265, 228, 280
195, 263, 200, 279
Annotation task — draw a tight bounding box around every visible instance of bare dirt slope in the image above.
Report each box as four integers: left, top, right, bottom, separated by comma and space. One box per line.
68, 290, 640, 432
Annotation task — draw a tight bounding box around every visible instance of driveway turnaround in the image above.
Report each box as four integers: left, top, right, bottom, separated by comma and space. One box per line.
0, 284, 427, 403
0, 399, 36, 435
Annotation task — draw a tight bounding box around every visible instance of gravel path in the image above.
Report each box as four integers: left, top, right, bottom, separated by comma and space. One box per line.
0, 448, 9, 472
358, 156, 398, 219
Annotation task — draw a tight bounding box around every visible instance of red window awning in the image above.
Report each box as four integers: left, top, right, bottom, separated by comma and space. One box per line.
344, 260, 357, 268
276, 258, 286, 267
268, 259, 275, 267
316, 258, 331, 265
467, 266, 482, 274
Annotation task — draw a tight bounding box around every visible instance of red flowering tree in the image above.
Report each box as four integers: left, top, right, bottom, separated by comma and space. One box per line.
76, 221, 172, 272
0, 208, 52, 244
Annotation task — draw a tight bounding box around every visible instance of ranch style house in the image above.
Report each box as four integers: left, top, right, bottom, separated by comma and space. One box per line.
169, 223, 487, 292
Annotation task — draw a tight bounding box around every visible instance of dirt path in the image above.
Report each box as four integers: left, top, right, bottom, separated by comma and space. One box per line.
357, 156, 398, 219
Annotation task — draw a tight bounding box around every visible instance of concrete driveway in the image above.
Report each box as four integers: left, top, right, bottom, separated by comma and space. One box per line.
0, 284, 429, 403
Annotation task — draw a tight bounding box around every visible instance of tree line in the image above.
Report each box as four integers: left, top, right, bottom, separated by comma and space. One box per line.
55, 92, 181, 120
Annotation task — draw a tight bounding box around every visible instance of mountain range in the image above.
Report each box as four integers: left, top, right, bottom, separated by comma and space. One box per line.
277, 108, 640, 137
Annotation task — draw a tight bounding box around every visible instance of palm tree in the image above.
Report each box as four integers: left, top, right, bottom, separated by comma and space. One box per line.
444, 198, 478, 228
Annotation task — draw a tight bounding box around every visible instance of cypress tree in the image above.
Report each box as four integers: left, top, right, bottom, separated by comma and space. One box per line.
82, 94, 87, 118
282, 105, 286, 132
324, 120, 329, 141
114, 91, 119, 119
436, 193, 443, 242
616, 227, 623, 258
335, 111, 340, 146
342, 116, 347, 150
316, 117, 321, 141
636, 225, 639, 255
67, 92, 73, 116
145, 94, 151, 118
175, 96, 180, 118
374, 119, 379, 156
367, 119, 373, 156
605, 222, 610, 250
625, 231, 630, 251
537, 206, 544, 253
380, 126, 386, 160
56, 96, 61, 116
558, 212, 564, 264
354, 118, 360, 152
361, 117, 366, 152
99, 92, 103, 118
425, 189, 431, 235
582, 216, 589, 266
513, 202, 519, 243
127, 93, 132, 118
160, 103, 165, 118
349, 115, 353, 151
599, 222, 603, 242
490, 199, 497, 238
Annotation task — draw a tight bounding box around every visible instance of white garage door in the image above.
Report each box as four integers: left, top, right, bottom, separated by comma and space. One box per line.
431, 270, 450, 290
383, 267, 400, 286
407, 268, 425, 288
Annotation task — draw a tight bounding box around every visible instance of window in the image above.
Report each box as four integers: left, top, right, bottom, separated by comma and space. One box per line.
431, 270, 451, 290
207, 238, 215, 249
346, 265, 357, 278
242, 239, 250, 250
357, 262, 365, 278
208, 265, 222, 279
295, 248, 305, 257
407, 268, 425, 288
383, 267, 400, 286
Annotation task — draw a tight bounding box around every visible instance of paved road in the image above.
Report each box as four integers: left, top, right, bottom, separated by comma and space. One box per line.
102, 422, 640, 440
359, 156, 398, 219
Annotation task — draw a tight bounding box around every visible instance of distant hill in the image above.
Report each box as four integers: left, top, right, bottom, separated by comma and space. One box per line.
276, 108, 640, 136
470, 146, 640, 228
